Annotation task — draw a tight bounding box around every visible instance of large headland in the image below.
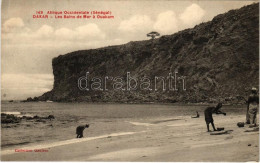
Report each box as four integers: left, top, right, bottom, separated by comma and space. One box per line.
28, 3, 259, 104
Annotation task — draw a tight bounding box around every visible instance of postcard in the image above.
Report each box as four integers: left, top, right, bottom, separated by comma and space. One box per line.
1, 0, 259, 161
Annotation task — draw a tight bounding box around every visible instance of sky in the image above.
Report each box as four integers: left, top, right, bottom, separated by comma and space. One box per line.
1, 0, 257, 100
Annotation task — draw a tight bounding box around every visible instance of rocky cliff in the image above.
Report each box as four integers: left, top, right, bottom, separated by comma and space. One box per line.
39, 3, 259, 103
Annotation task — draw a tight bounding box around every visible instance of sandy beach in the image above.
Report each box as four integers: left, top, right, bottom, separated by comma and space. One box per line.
1, 114, 259, 162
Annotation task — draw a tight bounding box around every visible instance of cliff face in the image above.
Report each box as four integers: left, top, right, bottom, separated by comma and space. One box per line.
39, 3, 259, 103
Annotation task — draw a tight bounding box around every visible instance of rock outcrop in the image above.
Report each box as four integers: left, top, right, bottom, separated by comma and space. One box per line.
38, 3, 259, 103
1, 113, 55, 124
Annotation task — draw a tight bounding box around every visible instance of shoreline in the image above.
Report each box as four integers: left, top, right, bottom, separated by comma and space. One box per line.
1, 114, 258, 161
1, 131, 144, 156
2, 100, 247, 106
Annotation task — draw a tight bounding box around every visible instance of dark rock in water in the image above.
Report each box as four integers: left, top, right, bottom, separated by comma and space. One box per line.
40, 115, 55, 120
1, 113, 55, 124
1, 119, 14, 124
22, 96, 39, 102
22, 116, 27, 119
48, 115, 55, 119
1, 113, 7, 116
1, 114, 21, 124
237, 122, 245, 127
1, 119, 20, 124
33, 115, 40, 119
21, 114, 55, 122
27, 97, 33, 101
26, 117, 33, 120
2, 125, 11, 128
37, 3, 259, 103
6, 114, 15, 119
36, 119, 46, 123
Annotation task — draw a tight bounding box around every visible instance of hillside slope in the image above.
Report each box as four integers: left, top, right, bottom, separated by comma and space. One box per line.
39, 3, 259, 103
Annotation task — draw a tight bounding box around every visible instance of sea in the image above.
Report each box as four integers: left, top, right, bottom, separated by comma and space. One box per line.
1, 101, 246, 150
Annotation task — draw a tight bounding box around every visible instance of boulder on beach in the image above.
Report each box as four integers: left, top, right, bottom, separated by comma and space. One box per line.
237, 122, 245, 127
217, 127, 224, 131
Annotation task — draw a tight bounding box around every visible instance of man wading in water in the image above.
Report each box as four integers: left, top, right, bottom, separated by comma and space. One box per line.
76, 124, 89, 138
204, 103, 226, 132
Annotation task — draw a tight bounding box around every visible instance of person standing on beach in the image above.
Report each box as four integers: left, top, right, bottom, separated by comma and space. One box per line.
76, 124, 89, 138
247, 87, 259, 126
204, 103, 226, 132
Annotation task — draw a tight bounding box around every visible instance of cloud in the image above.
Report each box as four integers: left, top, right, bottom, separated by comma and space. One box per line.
118, 4, 205, 36
2, 21, 106, 46
1, 74, 53, 89
54, 24, 105, 41
118, 15, 153, 32
75, 23, 105, 40
55, 27, 75, 40
36, 25, 54, 38
180, 3, 205, 27
1, 74, 54, 100
3, 17, 24, 33
154, 11, 179, 34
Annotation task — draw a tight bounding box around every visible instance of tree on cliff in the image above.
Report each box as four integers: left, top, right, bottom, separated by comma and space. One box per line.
147, 31, 160, 40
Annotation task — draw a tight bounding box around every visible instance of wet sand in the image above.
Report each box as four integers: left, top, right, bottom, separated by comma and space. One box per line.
1, 114, 259, 161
